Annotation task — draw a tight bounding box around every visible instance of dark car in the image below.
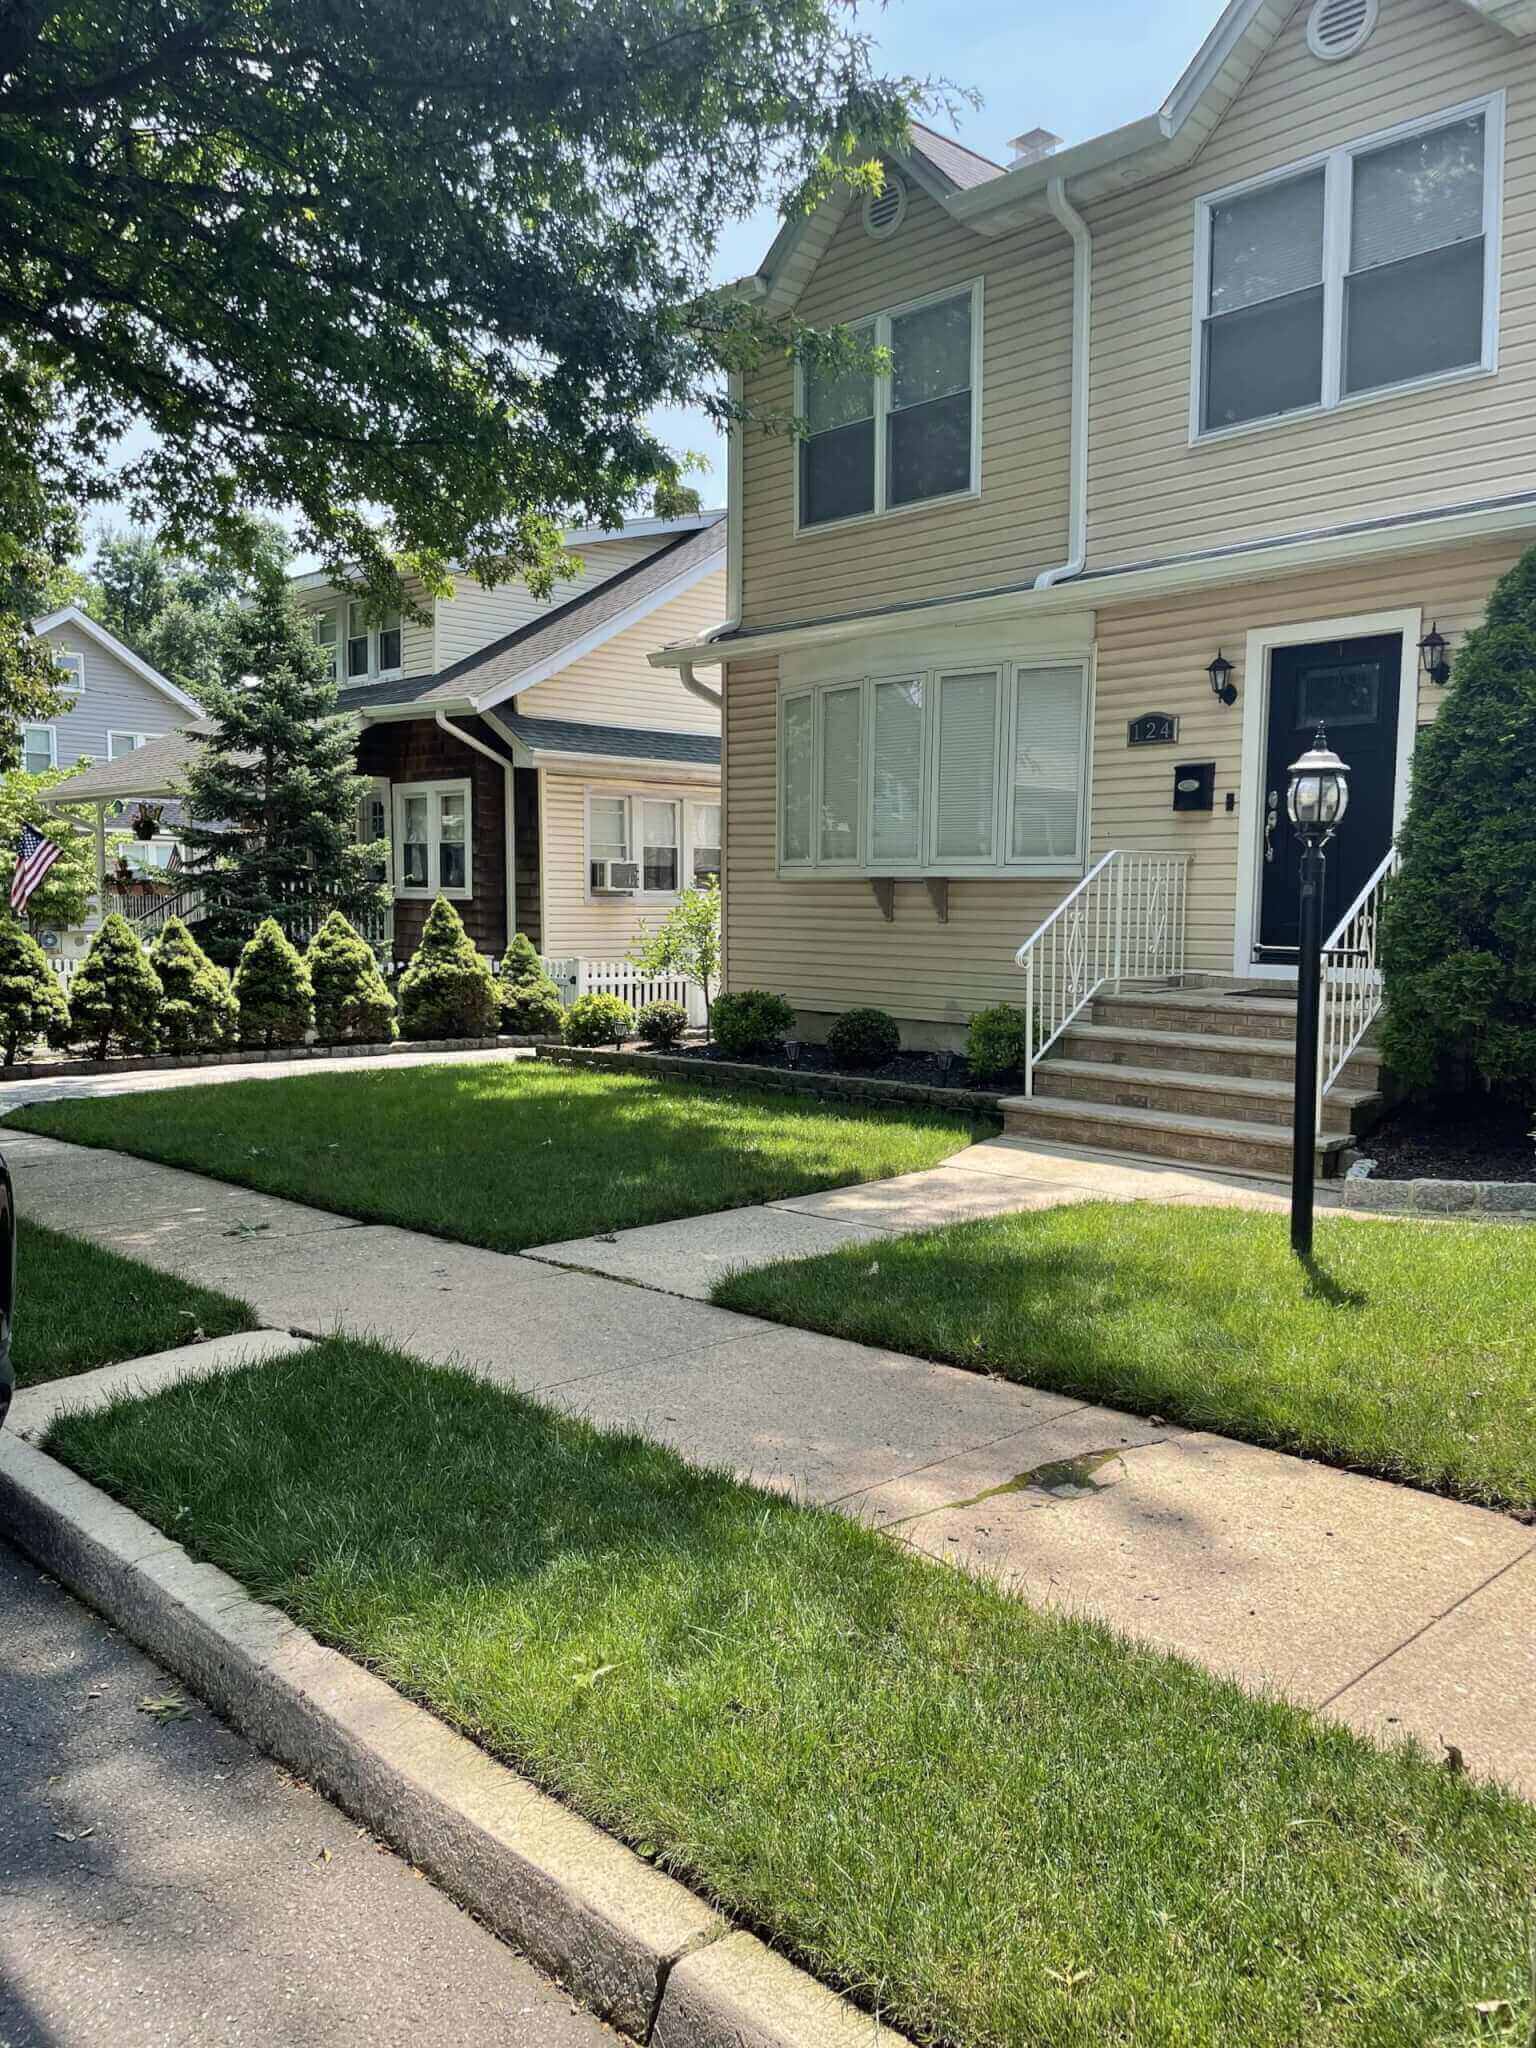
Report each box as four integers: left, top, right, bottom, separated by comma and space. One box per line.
0, 1152, 13, 1428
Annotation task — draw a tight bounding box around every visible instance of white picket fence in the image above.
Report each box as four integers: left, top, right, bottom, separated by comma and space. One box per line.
542, 956, 707, 1027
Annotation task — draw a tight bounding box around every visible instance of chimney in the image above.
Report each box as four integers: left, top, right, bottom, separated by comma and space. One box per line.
1008, 127, 1062, 169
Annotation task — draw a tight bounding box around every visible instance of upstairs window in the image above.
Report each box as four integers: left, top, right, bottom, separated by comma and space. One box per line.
1195, 97, 1501, 436
107, 731, 156, 758
310, 609, 340, 680
797, 282, 980, 530
22, 726, 56, 774
52, 649, 84, 691
343, 601, 403, 681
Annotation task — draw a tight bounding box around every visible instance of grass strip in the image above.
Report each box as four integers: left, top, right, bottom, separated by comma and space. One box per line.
15, 1219, 257, 1387
46, 1338, 1536, 2048
4, 1061, 983, 1253
712, 1200, 1536, 1511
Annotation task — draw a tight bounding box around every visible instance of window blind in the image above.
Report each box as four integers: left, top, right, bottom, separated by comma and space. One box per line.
934, 670, 998, 862
1209, 170, 1325, 314
1011, 667, 1083, 862
870, 677, 923, 863
781, 696, 813, 863
1351, 117, 1484, 271
819, 685, 862, 863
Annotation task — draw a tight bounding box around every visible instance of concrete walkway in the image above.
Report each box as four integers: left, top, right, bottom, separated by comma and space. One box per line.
9, 1125, 1533, 1798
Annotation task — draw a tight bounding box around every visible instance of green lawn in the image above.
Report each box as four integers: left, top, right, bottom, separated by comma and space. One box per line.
15, 1219, 257, 1387
48, 1339, 1536, 2048
3, 1062, 983, 1253
713, 1201, 1536, 1511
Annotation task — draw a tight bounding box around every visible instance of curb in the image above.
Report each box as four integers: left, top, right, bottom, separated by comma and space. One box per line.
0, 1426, 910, 2048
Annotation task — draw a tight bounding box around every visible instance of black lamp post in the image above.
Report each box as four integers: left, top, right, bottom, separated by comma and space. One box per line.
1287, 725, 1351, 1258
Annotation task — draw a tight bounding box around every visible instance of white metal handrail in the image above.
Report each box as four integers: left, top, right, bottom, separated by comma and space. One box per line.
1014, 849, 1192, 1095
1318, 845, 1398, 1118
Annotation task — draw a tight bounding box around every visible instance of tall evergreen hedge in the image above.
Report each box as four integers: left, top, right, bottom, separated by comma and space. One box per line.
148, 917, 238, 1054
66, 914, 163, 1059
307, 911, 397, 1044
233, 917, 314, 1050
1380, 547, 1536, 1102
0, 921, 69, 1064
495, 931, 565, 1037
398, 897, 499, 1039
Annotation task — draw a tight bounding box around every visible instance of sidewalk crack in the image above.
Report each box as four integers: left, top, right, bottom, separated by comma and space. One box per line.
643, 1921, 728, 2043
1317, 1539, 1536, 1711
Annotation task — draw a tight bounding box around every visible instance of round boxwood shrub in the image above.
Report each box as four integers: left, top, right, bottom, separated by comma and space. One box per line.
826, 1006, 900, 1068
635, 998, 688, 1049
233, 917, 314, 1050
149, 916, 238, 1054
711, 989, 795, 1060
66, 912, 163, 1059
565, 992, 635, 1047
306, 911, 397, 1045
965, 1003, 1031, 1082
398, 897, 500, 1040
496, 932, 565, 1038
0, 921, 70, 1064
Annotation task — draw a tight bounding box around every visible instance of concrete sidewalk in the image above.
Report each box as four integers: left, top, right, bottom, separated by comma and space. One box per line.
11, 1128, 1533, 1797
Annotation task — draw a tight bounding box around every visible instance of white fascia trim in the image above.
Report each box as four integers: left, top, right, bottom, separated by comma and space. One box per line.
465, 543, 727, 714
523, 748, 719, 783
354, 696, 476, 724
561, 512, 725, 548
28, 607, 203, 715
650, 494, 1536, 668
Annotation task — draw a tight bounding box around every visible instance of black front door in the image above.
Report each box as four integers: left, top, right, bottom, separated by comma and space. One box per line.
1256, 635, 1401, 959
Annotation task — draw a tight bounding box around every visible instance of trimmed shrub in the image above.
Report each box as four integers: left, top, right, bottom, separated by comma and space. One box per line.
826, 1006, 900, 1068
711, 988, 795, 1060
66, 913, 162, 1059
966, 1004, 1031, 1082
0, 921, 69, 1064
1380, 544, 1536, 1104
307, 911, 397, 1044
565, 992, 635, 1048
233, 918, 314, 1050
635, 998, 689, 1049
397, 896, 499, 1040
148, 917, 238, 1054
496, 931, 565, 1038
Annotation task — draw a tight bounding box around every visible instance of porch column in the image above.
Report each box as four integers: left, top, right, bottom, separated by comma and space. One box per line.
93, 802, 107, 905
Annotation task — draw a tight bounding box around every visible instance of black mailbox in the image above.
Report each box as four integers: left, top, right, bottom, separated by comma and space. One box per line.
1172, 761, 1216, 812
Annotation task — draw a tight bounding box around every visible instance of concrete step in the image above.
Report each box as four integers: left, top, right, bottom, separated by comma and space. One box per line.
998, 1093, 1353, 1179
1092, 989, 1299, 1042
1059, 1022, 1383, 1093
1033, 1058, 1377, 1136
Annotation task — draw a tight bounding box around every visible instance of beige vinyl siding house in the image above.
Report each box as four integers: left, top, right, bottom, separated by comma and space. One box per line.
653, 0, 1536, 1138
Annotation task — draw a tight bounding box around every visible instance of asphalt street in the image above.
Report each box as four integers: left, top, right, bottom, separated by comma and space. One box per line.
0, 1541, 619, 2048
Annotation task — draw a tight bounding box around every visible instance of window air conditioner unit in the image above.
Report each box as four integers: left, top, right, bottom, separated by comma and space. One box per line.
590, 858, 640, 893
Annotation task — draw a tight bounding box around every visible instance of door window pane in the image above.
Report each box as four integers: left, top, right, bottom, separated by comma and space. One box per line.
22, 727, 54, 774
1202, 169, 1325, 430
818, 685, 862, 863
888, 294, 973, 507
437, 792, 466, 890
589, 796, 628, 862
781, 695, 814, 862
870, 678, 924, 862
401, 794, 429, 887
799, 337, 875, 527
1010, 667, 1084, 861
934, 671, 998, 862
641, 799, 679, 892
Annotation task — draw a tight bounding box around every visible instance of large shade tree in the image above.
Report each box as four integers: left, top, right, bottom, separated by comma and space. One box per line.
0, 0, 927, 657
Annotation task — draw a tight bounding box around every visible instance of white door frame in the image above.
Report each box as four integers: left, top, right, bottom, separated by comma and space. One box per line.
1234, 608, 1420, 979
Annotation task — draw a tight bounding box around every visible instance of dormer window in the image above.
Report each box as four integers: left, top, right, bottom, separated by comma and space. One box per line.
1194, 96, 1502, 438
796, 281, 981, 531
343, 600, 403, 680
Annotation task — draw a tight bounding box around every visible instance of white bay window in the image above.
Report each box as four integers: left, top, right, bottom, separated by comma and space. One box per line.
780, 654, 1089, 879
393, 780, 471, 899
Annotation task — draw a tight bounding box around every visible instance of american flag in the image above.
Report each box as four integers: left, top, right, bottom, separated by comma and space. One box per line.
166, 843, 183, 876
10, 822, 61, 916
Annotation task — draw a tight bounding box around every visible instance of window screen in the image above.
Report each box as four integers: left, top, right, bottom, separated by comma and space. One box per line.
870, 677, 924, 863
641, 799, 679, 892
589, 796, 628, 863
818, 685, 862, 863
1202, 169, 1325, 430
934, 671, 998, 862
799, 337, 876, 528
887, 294, 973, 508
1010, 667, 1084, 861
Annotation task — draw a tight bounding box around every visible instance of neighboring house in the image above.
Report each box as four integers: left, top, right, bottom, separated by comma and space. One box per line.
47, 515, 726, 976
651, 0, 1536, 1172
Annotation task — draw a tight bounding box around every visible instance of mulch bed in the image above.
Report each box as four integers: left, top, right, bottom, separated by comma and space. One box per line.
1365, 1095, 1535, 1183
663, 1037, 991, 1094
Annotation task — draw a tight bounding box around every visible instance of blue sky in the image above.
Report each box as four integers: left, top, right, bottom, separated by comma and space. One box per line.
651, 0, 1222, 503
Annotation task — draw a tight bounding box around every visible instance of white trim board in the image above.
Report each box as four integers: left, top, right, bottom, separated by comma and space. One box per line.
1234, 608, 1420, 978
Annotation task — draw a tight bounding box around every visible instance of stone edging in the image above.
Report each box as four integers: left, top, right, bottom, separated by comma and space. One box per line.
0, 1035, 540, 1082
0, 1402, 909, 2048
538, 1043, 1006, 1117
1340, 1173, 1536, 1216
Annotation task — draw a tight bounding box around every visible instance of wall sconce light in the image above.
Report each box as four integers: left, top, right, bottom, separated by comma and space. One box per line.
1207, 650, 1237, 706
1418, 622, 1451, 686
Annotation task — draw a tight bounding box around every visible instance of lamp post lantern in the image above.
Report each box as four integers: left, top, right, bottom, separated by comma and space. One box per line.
1286, 725, 1351, 1259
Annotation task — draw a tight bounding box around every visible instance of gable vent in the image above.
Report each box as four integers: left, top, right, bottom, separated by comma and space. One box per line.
862, 172, 908, 242
1306, 0, 1377, 61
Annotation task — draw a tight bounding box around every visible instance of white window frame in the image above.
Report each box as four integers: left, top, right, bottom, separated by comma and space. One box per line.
51, 649, 84, 692
688, 800, 722, 887
793, 277, 984, 535
309, 608, 341, 681
582, 788, 720, 904
776, 650, 1092, 881
1189, 92, 1504, 445
339, 601, 403, 683
21, 724, 57, 773
107, 730, 158, 759
392, 778, 472, 901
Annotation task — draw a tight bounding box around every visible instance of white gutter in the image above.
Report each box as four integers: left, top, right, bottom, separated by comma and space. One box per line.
435, 710, 518, 947
1035, 176, 1092, 592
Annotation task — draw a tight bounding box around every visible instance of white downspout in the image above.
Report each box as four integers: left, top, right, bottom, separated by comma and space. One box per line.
435, 709, 518, 954
1035, 175, 1092, 590
678, 660, 721, 709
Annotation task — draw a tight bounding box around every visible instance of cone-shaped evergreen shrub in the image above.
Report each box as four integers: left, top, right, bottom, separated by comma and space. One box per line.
148, 917, 238, 1054
0, 921, 69, 1063
398, 897, 499, 1039
1380, 546, 1536, 1102
307, 911, 397, 1044
495, 931, 565, 1037
66, 913, 162, 1059
233, 917, 314, 1050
